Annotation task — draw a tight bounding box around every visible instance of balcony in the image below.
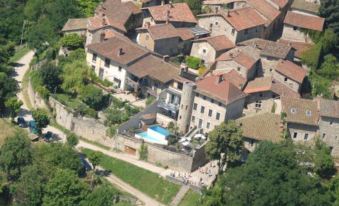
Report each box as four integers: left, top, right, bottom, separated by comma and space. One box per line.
158, 101, 179, 113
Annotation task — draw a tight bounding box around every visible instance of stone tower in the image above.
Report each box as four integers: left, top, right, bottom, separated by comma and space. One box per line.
177, 81, 196, 134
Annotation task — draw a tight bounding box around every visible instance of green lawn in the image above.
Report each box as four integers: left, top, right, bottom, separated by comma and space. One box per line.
10, 46, 30, 63
179, 190, 201, 206
82, 148, 180, 204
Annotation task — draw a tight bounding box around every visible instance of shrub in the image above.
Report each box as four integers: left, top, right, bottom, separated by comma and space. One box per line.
79, 85, 106, 110
106, 125, 118, 138
60, 34, 84, 50
67, 134, 79, 147
139, 143, 148, 161
185, 56, 201, 69
146, 96, 156, 106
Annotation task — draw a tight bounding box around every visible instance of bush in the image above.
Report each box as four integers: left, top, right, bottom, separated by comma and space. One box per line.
79, 85, 107, 111
60, 34, 84, 50
106, 125, 118, 138
146, 96, 156, 106
139, 143, 148, 161
67, 134, 79, 147
185, 56, 201, 69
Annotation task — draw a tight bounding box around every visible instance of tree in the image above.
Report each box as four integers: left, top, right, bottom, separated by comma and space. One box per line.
32, 109, 49, 135
79, 85, 106, 110
167, 122, 179, 135
80, 184, 118, 206
67, 134, 79, 147
76, 0, 102, 17
86, 151, 102, 189
202, 141, 333, 206
320, 0, 339, 37
0, 133, 32, 180
317, 54, 339, 80
11, 164, 47, 206
4, 97, 22, 121
173, 0, 202, 15
38, 62, 62, 92
313, 139, 335, 179
42, 169, 89, 206
205, 121, 243, 172
0, 72, 18, 113
60, 34, 84, 50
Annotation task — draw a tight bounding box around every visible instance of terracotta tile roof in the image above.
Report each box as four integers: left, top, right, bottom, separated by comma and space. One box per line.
147, 24, 179, 40
62, 18, 88, 32
271, 0, 289, 9
292, 0, 320, 14
319, 98, 339, 119
194, 35, 235, 52
284, 11, 325, 31
276, 60, 307, 83
89, 0, 141, 32
127, 54, 180, 83
237, 113, 283, 142
278, 39, 313, 59
239, 38, 292, 59
223, 8, 267, 31
203, 0, 244, 5
87, 36, 149, 66
212, 70, 247, 89
247, 0, 280, 23
281, 97, 319, 126
217, 47, 258, 70
244, 77, 300, 98
196, 74, 247, 105
147, 3, 197, 24
176, 28, 195, 41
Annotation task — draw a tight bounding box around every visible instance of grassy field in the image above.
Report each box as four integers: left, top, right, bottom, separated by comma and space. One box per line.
179, 190, 201, 206
10, 46, 30, 63
0, 119, 19, 145
82, 148, 180, 204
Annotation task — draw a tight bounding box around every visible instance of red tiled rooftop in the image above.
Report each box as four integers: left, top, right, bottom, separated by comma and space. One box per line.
284, 11, 325, 31
217, 48, 258, 70
147, 24, 179, 40
276, 60, 307, 83
196, 74, 246, 104
247, 0, 280, 23
147, 3, 197, 24
224, 7, 267, 31
194, 35, 235, 52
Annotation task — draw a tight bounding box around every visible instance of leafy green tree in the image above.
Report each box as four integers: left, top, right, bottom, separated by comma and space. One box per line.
11, 164, 48, 206
87, 151, 101, 171
67, 134, 79, 148
80, 85, 106, 110
320, 0, 339, 36
205, 121, 243, 172
317, 54, 339, 80
76, 0, 102, 17
4, 97, 22, 121
42, 169, 89, 206
0, 72, 18, 113
202, 141, 333, 206
32, 109, 50, 135
167, 122, 179, 135
0, 133, 32, 180
38, 62, 62, 92
185, 56, 201, 69
80, 184, 118, 206
313, 139, 335, 179
60, 34, 84, 50
34, 143, 84, 174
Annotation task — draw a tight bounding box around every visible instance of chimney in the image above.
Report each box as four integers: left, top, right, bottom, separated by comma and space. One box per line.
161, 0, 165, 5
163, 55, 170, 62
145, 22, 151, 29
102, 17, 107, 26
100, 32, 106, 42
229, 52, 234, 58
169, 1, 174, 8
118, 48, 123, 56
216, 74, 224, 84
180, 63, 188, 76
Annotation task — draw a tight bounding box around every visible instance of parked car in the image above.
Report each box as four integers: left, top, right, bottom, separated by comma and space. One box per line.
17, 117, 27, 128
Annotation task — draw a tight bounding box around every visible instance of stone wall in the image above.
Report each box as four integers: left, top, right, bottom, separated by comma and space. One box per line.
27, 80, 49, 109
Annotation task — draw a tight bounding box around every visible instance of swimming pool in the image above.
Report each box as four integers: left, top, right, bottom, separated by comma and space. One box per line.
135, 125, 170, 145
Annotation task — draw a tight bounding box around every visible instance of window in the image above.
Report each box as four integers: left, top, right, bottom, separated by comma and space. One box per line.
146, 34, 149, 40
192, 116, 195, 122
208, 109, 212, 117
330, 121, 333, 125
193, 103, 197, 110
198, 119, 203, 128
290, 108, 297, 114
255, 100, 262, 108
203, 96, 206, 100
259, 93, 263, 97
322, 133, 326, 138
250, 139, 254, 146
237, 67, 241, 71
231, 28, 235, 35
206, 122, 210, 129
215, 22, 219, 25
304, 133, 309, 140
293, 26, 297, 30
118, 66, 122, 72
293, 132, 297, 138
305, 110, 312, 116
104, 58, 110, 67
202, 49, 206, 53
92, 53, 97, 62
178, 83, 183, 90
201, 106, 205, 114
284, 77, 288, 82
185, 105, 188, 110
216, 112, 220, 120
244, 29, 248, 34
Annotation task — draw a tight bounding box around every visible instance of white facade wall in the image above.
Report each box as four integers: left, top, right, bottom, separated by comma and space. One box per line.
319, 117, 339, 156
215, 60, 256, 80
281, 25, 313, 43
190, 42, 217, 65
86, 51, 127, 90
289, 123, 318, 142
198, 16, 237, 43
273, 71, 301, 92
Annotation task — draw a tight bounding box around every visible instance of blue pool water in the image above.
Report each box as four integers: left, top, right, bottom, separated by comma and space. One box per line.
149, 125, 170, 136
135, 125, 170, 145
